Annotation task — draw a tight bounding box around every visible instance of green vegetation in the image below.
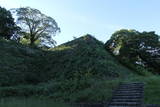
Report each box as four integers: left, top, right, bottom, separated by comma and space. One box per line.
105, 29, 160, 73
0, 4, 160, 107
0, 97, 69, 107
13, 7, 60, 47
0, 38, 44, 86
1, 32, 160, 105
122, 74, 160, 104
0, 6, 19, 39
105, 29, 160, 104
47, 34, 132, 79
0, 34, 132, 103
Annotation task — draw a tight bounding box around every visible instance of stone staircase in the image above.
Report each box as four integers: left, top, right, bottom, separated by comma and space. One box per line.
107, 82, 144, 107
72, 82, 160, 107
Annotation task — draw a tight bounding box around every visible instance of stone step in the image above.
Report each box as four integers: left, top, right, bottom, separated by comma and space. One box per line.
113, 95, 142, 99
120, 83, 144, 85
114, 93, 142, 96
109, 106, 141, 107
114, 94, 142, 96
118, 86, 143, 88
115, 93, 142, 96
117, 88, 143, 91
120, 85, 144, 87
120, 86, 144, 88
107, 82, 144, 107
118, 87, 143, 89
116, 90, 142, 92
112, 99, 141, 102
120, 84, 144, 86
110, 102, 141, 106
115, 91, 142, 94
119, 85, 144, 87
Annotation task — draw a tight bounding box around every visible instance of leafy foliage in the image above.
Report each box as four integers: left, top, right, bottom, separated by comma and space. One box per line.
105, 29, 160, 73
0, 38, 44, 86
1, 33, 160, 104
0, 34, 132, 102
0, 6, 20, 39
12, 7, 60, 47
44, 34, 132, 79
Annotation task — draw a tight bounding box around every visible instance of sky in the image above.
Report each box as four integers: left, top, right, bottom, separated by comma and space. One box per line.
0, 0, 160, 45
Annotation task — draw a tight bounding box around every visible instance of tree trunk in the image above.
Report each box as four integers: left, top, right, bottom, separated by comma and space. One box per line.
30, 35, 35, 46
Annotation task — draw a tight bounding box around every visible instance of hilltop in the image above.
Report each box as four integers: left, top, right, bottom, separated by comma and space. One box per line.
46, 34, 132, 79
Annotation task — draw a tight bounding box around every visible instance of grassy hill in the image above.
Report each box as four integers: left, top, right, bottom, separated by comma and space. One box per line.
0, 38, 45, 86
0, 35, 132, 86
46, 34, 133, 79
0, 35, 132, 101
0, 35, 160, 104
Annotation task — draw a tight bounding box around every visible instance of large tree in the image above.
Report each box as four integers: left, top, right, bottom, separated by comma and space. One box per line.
105, 29, 160, 72
13, 7, 60, 47
0, 6, 19, 39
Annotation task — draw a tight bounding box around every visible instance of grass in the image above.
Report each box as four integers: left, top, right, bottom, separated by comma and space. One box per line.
144, 76, 160, 104
0, 35, 160, 104
46, 34, 133, 79
0, 38, 44, 86
0, 35, 132, 86
0, 97, 69, 107
0, 35, 132, 103
0, 78, 121, 103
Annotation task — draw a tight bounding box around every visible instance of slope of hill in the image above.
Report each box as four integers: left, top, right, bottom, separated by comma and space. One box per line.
0, 35, 133, 102
1, 35, 160, 104
46, 34, 132, 79
0, 38, 45, 86
0, 35, 132, 86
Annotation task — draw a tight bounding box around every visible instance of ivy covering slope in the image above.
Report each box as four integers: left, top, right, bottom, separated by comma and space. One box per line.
0, 35, 133, 102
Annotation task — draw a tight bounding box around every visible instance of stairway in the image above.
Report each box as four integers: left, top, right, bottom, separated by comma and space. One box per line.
107, 82, 144, 107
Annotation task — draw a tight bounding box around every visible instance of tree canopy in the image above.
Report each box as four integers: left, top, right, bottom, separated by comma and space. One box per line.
13, 7, 60, 47
0, 6, 19, 39
105, 29, 160, 72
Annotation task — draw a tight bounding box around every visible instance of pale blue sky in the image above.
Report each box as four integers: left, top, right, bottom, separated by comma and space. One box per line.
0, 0, 160, 45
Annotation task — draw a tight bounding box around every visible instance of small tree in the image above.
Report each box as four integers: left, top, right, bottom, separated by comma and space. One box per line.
13, 7, 60, 47
0, 6, 19, 39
